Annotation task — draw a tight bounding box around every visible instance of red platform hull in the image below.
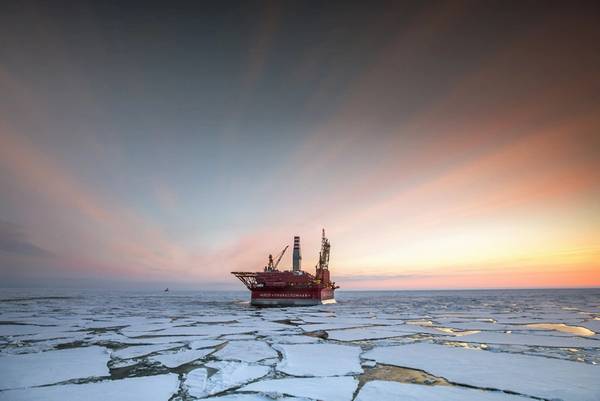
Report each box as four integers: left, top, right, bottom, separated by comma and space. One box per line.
251, 286, 335, 306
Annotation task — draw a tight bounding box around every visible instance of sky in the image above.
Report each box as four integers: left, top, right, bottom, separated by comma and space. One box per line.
1, 1, 599, 290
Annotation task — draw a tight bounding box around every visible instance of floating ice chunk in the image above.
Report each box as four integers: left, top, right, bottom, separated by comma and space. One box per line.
268, 334, 319, 344
118, 335, 214, 345
190, 316, 239, 323
300, 322, 373, 332
326, 325, 440, 341
112, 343, 184, 359
8, 329, 86, 342
0, 346, 110, 390
150, 325, 253, 337
189, 339, 225, 349
275, 343, 362, 376
214, 340, 277, 362
120, 322, 179, 337
184, 361, 269, 398
0, 324, 61, 336
0, 374, 179, 401
525, 323, 595, 336
239, 376, 358, 401
355, 381, 531, 401
441, 331, 600, 347
150, 348, 214, 368
201, 395, 311, 401
364, 343, 600, 401
222, 334, 256, 340
580, 320, 600, 334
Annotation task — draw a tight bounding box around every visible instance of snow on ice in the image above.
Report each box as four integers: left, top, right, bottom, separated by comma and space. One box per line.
239, 376, 358, 401
213, 340, 278, 363
0, 346, 110, 390
184, 361, 269, 398
364, 342, 600, 401
275, 343, 362, 376
0, 374, 179, 401
355, 381, 531, 401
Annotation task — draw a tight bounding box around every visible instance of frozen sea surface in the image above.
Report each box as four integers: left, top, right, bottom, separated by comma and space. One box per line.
1, 288, 599, 401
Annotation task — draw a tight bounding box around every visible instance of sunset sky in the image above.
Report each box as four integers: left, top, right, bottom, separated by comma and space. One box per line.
1, 1, 599, 289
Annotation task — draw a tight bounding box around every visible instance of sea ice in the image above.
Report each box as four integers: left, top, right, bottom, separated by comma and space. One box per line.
326, 325, 441, 341
149, 348, 214, 368
581, 320, 600, 333
275, 343, 362, 376
150, 325, 253, 337
189, 339, 226, 349
0, 346, 110, 390
222, 334, 256, 340
239, 376, 358, 401
111, 343, 184, 359
213, 340, 278, 362
364, 343, 600, 401
0, 374, 179, 401
184, 361, 269, 398
355, 381, 531, 401
441, 331, 600, 348
200, 395, 311, 401
267, 334, 319, 344
0, 324, 63, 336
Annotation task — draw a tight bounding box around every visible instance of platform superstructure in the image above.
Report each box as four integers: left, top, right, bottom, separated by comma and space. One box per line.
232, 229, 338, 306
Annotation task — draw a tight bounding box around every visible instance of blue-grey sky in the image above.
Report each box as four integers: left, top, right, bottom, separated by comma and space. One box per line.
1, 1, 599, 289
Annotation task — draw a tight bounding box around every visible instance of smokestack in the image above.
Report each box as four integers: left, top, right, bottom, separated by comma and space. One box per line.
292, 236, 302, 272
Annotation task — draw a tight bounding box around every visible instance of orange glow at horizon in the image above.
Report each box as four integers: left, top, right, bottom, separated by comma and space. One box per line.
1, 2, 599, 290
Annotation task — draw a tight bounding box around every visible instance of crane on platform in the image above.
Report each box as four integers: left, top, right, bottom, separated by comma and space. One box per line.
265, 245, 289, 272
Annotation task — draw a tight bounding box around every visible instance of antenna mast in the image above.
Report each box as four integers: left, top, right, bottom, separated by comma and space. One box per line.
317, 228, 330, 270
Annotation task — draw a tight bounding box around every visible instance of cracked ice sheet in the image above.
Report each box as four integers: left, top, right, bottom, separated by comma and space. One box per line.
0, 374, 179, 401
440, 331, 600, 348
203, 396, 311, 401
214, 340, 277, 362
189, 339, 225, 349
355, 381, 531, 401
275, 343, 362, 376
0, 324, 66, 336
111, 343, 184, 359
0, 346, 110, 390
184, 361, 269, 398
239, 376, 358, 401
150, 347, 214, 368
149, 325, 253, 337
363, 343, 600, 401
326, 325, 443, 341
267, 334, 319, 344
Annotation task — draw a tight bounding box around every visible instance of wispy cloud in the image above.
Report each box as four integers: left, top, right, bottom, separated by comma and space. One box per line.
0, 220, 53, 257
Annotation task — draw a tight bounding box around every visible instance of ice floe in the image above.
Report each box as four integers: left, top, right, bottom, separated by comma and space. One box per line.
355, 380, 531, 401
267, 334, 319, 344
200, 395, 311, 401
149, 325, 253, 337
214, 340, 277, 362
189, 338, 226, 349
0, 346, 110, 390
111, 343, 184, 359
326, 325, 442, 341
184, 361, 269, 398
239, 376, 358, 401
149, 347, 214, 368
441, 331, 600, 347
363, 342, 600, 401
275, 343, 362, 376
0, 374, 179, 401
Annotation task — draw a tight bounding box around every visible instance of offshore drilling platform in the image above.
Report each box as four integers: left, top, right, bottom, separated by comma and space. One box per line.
232, 229, 339, 306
